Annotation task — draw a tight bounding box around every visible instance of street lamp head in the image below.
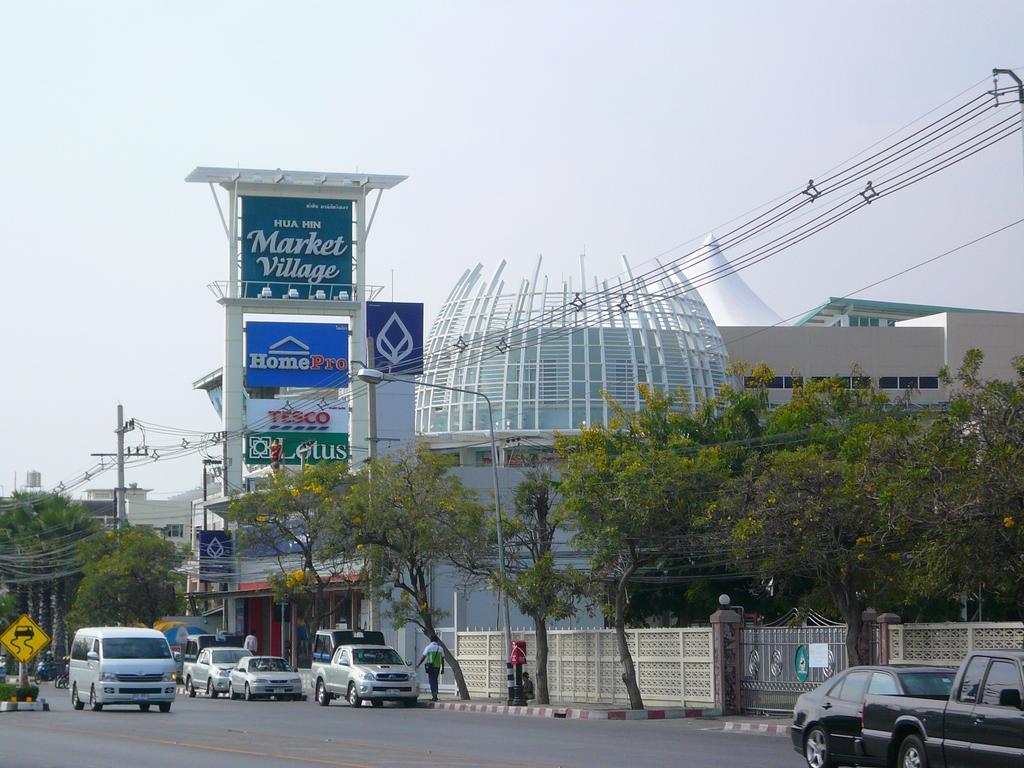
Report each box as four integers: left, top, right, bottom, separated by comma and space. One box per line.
355, 367, 386, 385
718, 594, 731, 607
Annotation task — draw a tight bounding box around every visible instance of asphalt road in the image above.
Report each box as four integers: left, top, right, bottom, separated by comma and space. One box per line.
0, 685, 799, 768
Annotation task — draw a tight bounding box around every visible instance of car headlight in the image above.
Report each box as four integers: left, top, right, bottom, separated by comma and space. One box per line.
254, 678, 269, 684
361, 671, 377, 681
163, 672, 175, 682
100, 672, 118, 682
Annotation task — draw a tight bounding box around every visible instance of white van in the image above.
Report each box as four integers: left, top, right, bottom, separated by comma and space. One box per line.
69, 627, 178, 712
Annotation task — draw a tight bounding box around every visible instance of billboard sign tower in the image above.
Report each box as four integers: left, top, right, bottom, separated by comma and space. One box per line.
187, 167, 407, 494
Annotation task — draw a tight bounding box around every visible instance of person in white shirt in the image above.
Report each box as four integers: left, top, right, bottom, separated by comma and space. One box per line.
243, 630, 258, 654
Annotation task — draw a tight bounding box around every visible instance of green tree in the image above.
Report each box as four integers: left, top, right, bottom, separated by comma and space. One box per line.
229, 463, 357, 636
558, 387, 732, 709
904, 351, 1024, 614
502, 468, 585, 705
348, 445, 488, 701
722, 376, 917, 664
69, 525, 184, 628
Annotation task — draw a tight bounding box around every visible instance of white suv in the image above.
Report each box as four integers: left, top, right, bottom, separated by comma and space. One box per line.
315, 644, 418, 708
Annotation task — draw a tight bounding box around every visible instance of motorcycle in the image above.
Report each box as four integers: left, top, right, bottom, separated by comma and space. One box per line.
33, 653, 60, 683
53, 658, 70, 689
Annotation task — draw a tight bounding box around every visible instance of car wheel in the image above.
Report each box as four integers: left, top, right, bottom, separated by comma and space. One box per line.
244, 683, 253, 702
139, 703, 150, 712
72, 683, 84, 711
89, 684, 103, 712
347, 682, 362, 708
207, 679, 218, 699
898, 734, 927, 768
804, 726, 832, 768
316, 679, 331, 707
230, 684, 239, 701
159, 702, 171, 713
187, 677, 196, 698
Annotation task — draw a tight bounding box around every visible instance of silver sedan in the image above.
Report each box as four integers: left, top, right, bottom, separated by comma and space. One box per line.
228, 656, 303, 701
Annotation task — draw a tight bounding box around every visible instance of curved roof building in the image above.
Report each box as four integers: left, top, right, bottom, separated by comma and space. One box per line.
417, 255, 729, 442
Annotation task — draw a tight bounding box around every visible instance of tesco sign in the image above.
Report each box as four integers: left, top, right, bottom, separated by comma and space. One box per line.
245, 321, 349, 388
246, 399, 349, 434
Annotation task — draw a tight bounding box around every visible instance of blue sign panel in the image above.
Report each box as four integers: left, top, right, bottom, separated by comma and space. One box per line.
246, 321, 350, 388
366, 301, 424, 375
241, 196, 353, 298
199, 530, 233, 583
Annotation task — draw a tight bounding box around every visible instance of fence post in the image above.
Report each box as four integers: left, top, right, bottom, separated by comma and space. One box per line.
876, 613, 901, 664
711, 608, 742, 715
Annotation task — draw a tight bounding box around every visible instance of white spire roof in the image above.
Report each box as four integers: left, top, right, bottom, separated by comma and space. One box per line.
682, 235, 782, 326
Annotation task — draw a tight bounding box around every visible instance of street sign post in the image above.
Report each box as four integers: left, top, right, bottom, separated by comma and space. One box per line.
1, 614, 51, 687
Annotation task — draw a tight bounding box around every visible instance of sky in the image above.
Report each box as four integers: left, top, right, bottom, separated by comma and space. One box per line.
2, 1, 1023, 499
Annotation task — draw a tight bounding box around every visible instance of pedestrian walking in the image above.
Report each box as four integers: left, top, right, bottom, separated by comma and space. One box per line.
416, 634, 445, 701
244, 629, 258, 654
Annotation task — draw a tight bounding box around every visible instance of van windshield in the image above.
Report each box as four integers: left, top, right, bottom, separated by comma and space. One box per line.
102, 638, 172, 659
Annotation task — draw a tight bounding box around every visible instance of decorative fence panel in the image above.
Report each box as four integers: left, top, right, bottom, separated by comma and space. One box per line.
455, 628, 715, 708
889, 622, 1024, 665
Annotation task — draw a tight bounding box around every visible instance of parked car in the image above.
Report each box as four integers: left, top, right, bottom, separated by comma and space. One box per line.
185, 647, 251, 698
69, 627, 178, 713
791, 664, 955, 767
181, 633, 245, 679
861, 650, 1024, 767
315, 644, 418, 708
309, 629, 386, 697
228, 656, 303, 701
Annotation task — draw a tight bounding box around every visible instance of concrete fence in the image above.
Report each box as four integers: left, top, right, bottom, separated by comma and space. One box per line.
455, 627, 716, 708
889, 621, 1024, 665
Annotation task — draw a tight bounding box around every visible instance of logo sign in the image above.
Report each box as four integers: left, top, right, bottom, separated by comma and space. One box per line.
366, 301, 424, 375
246, 399, 349, 434
794, 645, 809, 682
0, 614, 51, 664
246, 432, 350, 466
246, 321, 349, 388
199, 530, 233, 583
241, 196, 353, 298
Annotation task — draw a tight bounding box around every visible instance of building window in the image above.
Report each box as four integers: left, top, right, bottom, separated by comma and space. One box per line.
898, 376, 918, 389
879, 376, 898, 389
918, 376, 939, 389
164, 524, 184, 538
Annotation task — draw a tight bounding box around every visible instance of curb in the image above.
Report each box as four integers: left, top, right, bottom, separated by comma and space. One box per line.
427, 701, 718, 721
722, 722, 790, 737
0, 699, 50, 712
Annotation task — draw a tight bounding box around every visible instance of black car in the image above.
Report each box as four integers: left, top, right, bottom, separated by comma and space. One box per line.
791, 664, 956, 768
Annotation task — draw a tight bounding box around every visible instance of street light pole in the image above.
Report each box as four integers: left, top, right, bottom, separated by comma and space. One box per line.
355, 367, 514, 702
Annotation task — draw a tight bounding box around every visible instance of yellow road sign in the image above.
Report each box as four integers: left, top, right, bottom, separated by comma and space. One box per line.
0, 614, 51, 664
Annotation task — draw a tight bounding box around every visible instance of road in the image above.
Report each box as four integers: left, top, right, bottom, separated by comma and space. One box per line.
0, 686, 798, 768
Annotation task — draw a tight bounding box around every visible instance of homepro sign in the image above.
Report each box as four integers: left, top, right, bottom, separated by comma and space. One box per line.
241, 196, 353, 298
246, 321, 349, 388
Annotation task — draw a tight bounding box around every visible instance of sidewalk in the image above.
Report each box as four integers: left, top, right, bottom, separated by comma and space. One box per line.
718, 716, 791, 737
426, 694, 719, 721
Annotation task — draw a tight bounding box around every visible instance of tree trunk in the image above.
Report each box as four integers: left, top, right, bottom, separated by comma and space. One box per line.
532, 613, 550, 705
423, 616, 470, 700
53, 579, 67, 658
615, 566, 644, 710
845, 612, 865, 666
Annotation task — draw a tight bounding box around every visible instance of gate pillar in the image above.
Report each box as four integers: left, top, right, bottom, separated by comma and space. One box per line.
876, 613, 901, 664
860, 608, 879, 664
711, 608, 742, 715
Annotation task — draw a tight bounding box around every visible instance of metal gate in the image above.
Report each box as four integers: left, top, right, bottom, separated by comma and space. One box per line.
741, 611, 848, 714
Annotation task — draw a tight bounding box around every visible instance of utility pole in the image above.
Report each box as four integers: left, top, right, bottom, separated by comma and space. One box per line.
993, 68, 1024, 191
116, 404, 126, 529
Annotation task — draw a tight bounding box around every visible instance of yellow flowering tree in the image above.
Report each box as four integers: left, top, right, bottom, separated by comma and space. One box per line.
229, 462, 358, 641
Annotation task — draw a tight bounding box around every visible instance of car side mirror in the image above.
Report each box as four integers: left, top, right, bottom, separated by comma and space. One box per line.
87, 651, 99, 661
999, 688, 1022, 708
406, 660, 413, 667
337, 658, 349, 667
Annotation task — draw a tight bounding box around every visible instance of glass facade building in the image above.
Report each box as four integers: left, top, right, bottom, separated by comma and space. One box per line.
416, 256, 728, 436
